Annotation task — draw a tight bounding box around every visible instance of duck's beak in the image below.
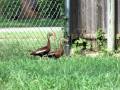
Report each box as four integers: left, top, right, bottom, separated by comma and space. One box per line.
52, 32, 56, 40
62, 38, 69, 43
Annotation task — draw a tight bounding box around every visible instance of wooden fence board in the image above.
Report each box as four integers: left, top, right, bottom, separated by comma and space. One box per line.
70, 0, 113, 39
118, 0, 120, 33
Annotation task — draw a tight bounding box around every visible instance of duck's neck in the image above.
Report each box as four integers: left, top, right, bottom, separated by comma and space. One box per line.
59, 40, 63, 50
47, 36, 50, 46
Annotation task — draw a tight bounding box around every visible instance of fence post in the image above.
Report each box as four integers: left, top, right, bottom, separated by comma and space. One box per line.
64, 0, 71, 56
107, 0, 116, 52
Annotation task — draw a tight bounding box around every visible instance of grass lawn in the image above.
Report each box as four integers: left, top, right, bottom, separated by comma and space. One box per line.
0, 18, 64, 27
0, 31, 120, 90
0, 55, 120, 90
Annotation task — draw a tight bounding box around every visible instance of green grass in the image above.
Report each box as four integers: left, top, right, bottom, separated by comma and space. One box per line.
0, 30, 63, 60
0, 31, 120, 90
0, 31, 53, 39
0, 18, 64, 27
0, 55, 120, 90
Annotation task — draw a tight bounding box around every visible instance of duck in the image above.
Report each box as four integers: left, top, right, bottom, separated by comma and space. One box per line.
47, 38, 68, 58
30, 32, 56, 57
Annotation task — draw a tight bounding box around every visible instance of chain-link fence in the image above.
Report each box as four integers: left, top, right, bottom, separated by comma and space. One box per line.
0, 0, 65, 60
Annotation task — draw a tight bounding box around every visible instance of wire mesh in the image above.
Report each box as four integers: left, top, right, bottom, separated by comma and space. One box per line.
0, 0, 65, 60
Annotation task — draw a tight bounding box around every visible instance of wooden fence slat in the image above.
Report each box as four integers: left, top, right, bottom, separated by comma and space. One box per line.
70, 0, 119, 39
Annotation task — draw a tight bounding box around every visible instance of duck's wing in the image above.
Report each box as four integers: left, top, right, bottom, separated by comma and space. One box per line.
47, 51, 56, 57
30, 46, 49, 55
35, 49, 47, 54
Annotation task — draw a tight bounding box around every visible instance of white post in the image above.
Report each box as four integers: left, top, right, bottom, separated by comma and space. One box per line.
107, 0, 115, 51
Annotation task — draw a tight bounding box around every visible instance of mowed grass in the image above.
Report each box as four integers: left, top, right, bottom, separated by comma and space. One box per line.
0, 30, 63, 60
0, 31, 120, 90
0, 55, 120, 90
0, 18, 64, 27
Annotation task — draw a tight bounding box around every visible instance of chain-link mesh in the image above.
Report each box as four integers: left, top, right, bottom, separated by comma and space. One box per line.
0, 0, 65, 60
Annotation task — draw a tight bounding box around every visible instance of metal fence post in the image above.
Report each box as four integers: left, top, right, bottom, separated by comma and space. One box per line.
64, 0, 71, 56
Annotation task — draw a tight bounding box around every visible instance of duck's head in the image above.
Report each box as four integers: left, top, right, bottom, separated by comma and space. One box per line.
47, 32, 56, 40
60, 38, 69, 45
61, 38, 69, 43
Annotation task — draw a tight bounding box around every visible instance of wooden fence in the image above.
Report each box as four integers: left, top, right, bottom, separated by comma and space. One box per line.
70, 0, 119, 40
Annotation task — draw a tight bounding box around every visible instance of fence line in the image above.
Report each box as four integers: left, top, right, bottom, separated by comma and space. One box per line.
70, 0, 120, 38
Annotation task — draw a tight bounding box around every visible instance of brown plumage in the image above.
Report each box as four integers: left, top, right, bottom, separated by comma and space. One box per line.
47, 38, 66, 58
30, 32, 55, 57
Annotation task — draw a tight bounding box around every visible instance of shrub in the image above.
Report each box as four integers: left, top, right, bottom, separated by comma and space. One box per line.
37, 0, 64, 18
0, 0, 64, 19
0, 0, 21, 19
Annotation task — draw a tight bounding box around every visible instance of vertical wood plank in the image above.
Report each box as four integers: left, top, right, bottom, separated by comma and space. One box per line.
70, 0, 79, 39
107, 0, 115, 51
79, 0, 86, 34
118, 0, 120, 33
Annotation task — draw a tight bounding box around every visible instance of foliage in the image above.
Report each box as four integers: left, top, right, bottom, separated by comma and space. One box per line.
72, 38, 91, 54
0, 0, 64, 19
0, 18, 64, 27
96, 28, 105, 51
38, 0, 64, 18
0, 0, 21, 19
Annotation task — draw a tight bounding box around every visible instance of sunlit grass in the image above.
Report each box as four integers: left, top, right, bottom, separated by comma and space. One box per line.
0, 30, 120, 90
0, 18, 64, 27
0, 30, 63, 60
0, 55, 120, 90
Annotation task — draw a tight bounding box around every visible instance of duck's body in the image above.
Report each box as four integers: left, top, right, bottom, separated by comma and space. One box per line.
30, 32, 55, 57
30, 41, 50, 57
47, 38, 64, 58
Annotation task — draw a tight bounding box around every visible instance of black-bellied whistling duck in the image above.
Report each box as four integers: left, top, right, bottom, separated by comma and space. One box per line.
30, 32, 56, 57
47, 38, 68, 58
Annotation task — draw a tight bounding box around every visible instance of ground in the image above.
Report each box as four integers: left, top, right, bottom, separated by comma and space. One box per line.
0, 56, 120, 90
0, 28, 120, 90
